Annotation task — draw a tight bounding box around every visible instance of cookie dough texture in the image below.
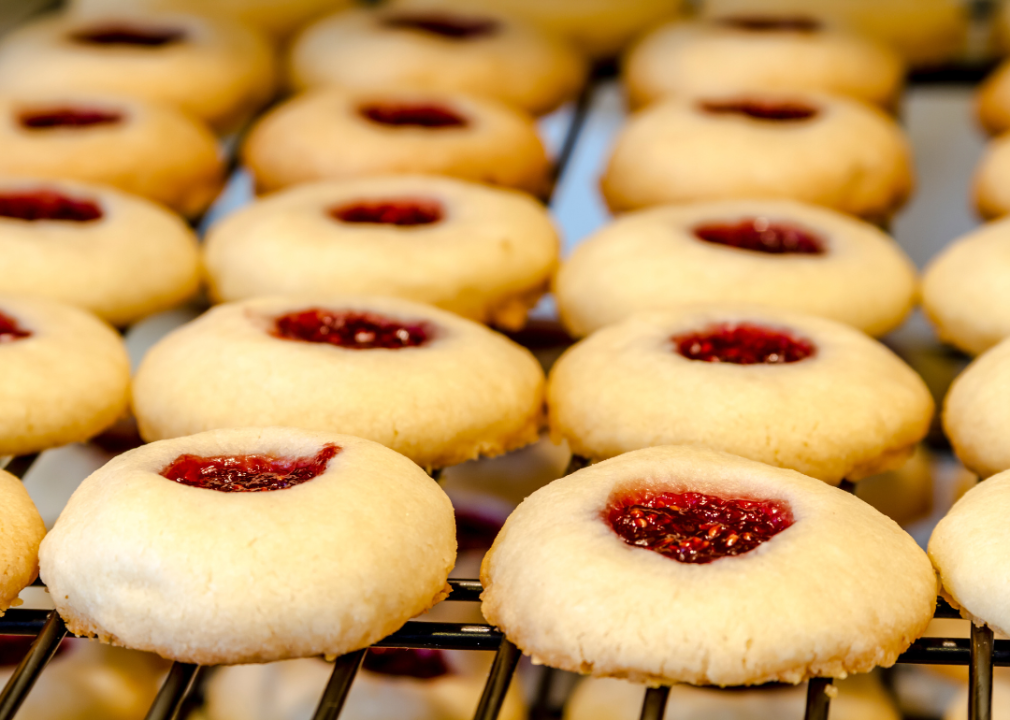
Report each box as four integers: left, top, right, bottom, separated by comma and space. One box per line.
0, 178, 200, 326
0, 296, 130, 456
243, 88, 549, 196
40, 427, 457, 664
555, 200, 917, 338
601, 93, 913, 220
548, 305, 933, 483
480, 445, 937, 686
923, 218, 1010, 355
0, 11, 276, 132
132, 296, 545, 468
943, 338, 1010, 478
0, 470, 46, 614
203, 176, 559, 330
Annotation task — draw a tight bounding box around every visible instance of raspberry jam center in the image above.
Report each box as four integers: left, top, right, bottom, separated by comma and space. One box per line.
70, 24, 186, 46
719, 15, 821, 32
360, 103, 468, 129
363, 649, 450, 679
18, 107, 123, 129
607, 490, 793, 564
0, 312, 31, 343
693, 218, 825, 255
700, 99, 819, 122
0, 190, 103, 222
272, 309, 431, 350
383, 13, 500, 39
161, 444, 340, 493
330, 198, 444, 226
674, 323, 815, 364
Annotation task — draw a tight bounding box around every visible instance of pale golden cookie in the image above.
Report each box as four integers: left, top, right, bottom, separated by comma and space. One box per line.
0, 93, 223, 218
601, 92, 913, 220
923, 217, 1010, 355
625, 18, 904, 110
973, 134, 1010, 220
0, 469, 45, 614
943, 338, 1010, 478
289, 7, 586, 116
132, 296, 545, 469
39, 427, 456, 664
0, 178, 199, 326
244, 88, 549, 196
0, 296, 130, 456
480, 445, 937, 686
978, 61, 1010, 137
547, 304, 933, 483
0, 11, 276, 132
555, 200, 917, 338
204, 176, 558, 330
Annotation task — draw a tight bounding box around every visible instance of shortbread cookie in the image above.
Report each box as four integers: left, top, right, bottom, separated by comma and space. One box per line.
854, 445, 934, 527
289, 7, 586, 116
40, 427, 456, 664
943, 338, 1010, 478
923, 218, 1010, 354
0, 470, 46, 614
601, 92, 913, 220
973, 134, 1010, 220
480, 445, 937, 686
547, 305, 933, 483
978, 60, 1010, 136
204, 176, 559, 330
555, 200, 917, 338
0, 178, 200, 326
0, 93, 223, 218
243, 88, 549, 196
0, 296, 130, 456
132, 296, 544, 468
0, 11, 276, 132
625, 18, 903, 110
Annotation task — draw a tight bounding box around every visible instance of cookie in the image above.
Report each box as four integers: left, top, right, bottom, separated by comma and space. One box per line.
132, 296, 545, 469
480, 445, 937, 686
0, 93, 223, 218
288, 7, 586, 116
625, 18, 903, 110
547, 304, 934, 483
0, 470, 46, 614
0, 178, 200, 326
0, 296, 130, 456
943, 338, 1010, 478
0, 10, 276, 132
204, 176, 559, 330
555, 200, 917, 338
973, 134, 1010, 220
39, 427, 457, 664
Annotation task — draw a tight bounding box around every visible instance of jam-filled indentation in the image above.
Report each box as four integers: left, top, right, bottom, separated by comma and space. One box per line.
693, 218, 825, 255
0, 189, 103, 223
360, 102, 468, 129
330, 198, 444, 226
161, 444, 340, 492
0, 312, 31, 343
674, 323, 815, 364
699, 99, 819, 122
363, 648, 451, 679
383, 12, 500, 39
18, 107, 123, 130
606, 489, 793, 564
272, 309, 432, 350
70, 24, 186, 46
718, 15, 822, 32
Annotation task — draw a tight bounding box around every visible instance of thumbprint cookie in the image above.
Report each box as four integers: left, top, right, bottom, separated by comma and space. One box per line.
0, 470, 46, 614
943, 338, 1010, 478
972, 134, 1010, 220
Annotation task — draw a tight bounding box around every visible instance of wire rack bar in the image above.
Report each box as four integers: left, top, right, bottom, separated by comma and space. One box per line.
472, 638, 522, 720
0, 611, 66, 720
970, 624, 995, 720
639, 685, 670, 720
448, 579, 484, 603
144, 663, 203, 720
804, 677, 834, 720
311, 649, 367, 720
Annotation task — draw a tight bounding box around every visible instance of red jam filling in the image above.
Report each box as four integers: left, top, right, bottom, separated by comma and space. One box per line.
363, 648, 450, 679
330, 198, 444, 226
161, 444, 340, 493
0, 189, 103, 222
0, 312, 31, 343
70, 24, 186, 46
719, 15, 821, 32
674, 323, 815, 364
693, 218, 825, 255
18, 107, 123, 129
700, 99, 819, 122
383, 12, 500, 39
272, 309, 431, 350
455, 509, 504, 553
606, 490, 793, 564
360, 103, 468, 129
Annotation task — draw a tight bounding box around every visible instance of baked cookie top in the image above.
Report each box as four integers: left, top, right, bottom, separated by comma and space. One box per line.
0, 469, 46, 614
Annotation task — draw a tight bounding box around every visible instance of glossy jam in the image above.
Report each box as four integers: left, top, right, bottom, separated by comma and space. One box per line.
606, 490, 793, 564
719, 15, 821, 32
693, 218, 824, 255
455, 508, 504, 553
272, 309, 431, 350
363, 648, 451, 679
0, 190, 103, 223
161, 444, 340, 493
699, 99, 819, 122
0, 312, 31, 343
674, 323, 815, 365
70, 24, 186, 46
18, 107, 123, 130
383, 13, 500, 39
330, 198, 444, 226
360, 103, 468, 129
